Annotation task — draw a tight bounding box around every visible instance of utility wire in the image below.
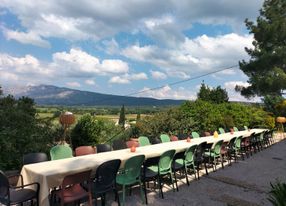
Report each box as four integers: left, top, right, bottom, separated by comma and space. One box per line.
125, 64, 239, 97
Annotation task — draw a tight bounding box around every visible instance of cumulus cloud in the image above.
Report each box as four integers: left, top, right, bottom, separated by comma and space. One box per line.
122, 33, 253, 78
85, 79, 95, 85
224, 81, 260, 102
66, 82, 81, 87
137, 85, 196, 100
0, 0, 263, 46
151, 70, 167, 80
3, 29, 50, 48
108, 72, 148, 84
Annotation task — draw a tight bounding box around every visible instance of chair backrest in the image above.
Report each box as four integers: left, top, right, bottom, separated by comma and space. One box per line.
62, 170, 91, 188
213, 140, 224, 155
96, 144, 112, 153
191, 131, 200, 138
244, 125, 248, 130
123, 155, 145, 180
23, 152, 48, 165
195, 141, 207, 160
94, 159, 121, 192
50, 144, 73, 160
75, 146, 96, 156
138, 136, 151, 146
112, 139, 127, 150
184, 145, 197, 164
218, 128, 225, 134
170, 135, 178, 141
126, 140, 139, 148
0, 170, 9, 202
233, 127, 239, 132
228, 137, 237, 149
160, 134, 170, 143
235, 136, 243, 149
150, 138, 161, 144
158, 149, 176, 174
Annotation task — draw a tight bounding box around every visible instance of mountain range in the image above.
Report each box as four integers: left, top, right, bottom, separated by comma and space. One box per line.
5, 85, 185, 106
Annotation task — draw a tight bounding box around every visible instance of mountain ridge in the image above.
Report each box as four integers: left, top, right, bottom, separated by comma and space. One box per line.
5, 84, 186, 106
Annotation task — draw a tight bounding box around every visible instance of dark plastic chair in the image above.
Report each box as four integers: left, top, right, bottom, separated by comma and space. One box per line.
92, 159, 121, 206
0, 170, 40, 206
112, 139, 127, 150
50, 144, 73, 160
194, 141, 209, 179
96, 144, 112, 153
23, 152, 48, 165
75, 146, 96, 156
116, 155, 145, 206
54, 170, 93, 206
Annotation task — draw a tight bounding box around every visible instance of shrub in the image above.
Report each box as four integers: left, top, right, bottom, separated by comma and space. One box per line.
268, 181, 286, 206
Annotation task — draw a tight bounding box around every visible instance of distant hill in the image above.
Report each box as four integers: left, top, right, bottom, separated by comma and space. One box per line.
6, 85, 186, 106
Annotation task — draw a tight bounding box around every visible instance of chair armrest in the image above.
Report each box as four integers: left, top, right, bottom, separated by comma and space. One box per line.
11, 182, 40, 192
8, 173, 23, 187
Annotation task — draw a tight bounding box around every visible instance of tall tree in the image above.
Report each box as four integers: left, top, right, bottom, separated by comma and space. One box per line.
118, 105, 126, 129
237, 0, 286, 98
197, 83, 229, 103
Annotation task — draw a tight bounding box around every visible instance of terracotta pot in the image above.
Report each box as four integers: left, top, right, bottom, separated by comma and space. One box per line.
59, 112, 75, 125
276, 117, 286, 123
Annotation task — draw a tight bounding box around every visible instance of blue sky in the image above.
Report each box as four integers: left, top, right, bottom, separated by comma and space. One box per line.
0, 0, 264, 101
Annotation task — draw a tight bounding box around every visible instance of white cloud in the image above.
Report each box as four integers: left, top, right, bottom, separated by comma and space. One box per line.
137, 85, 196, 100
224, 81, 260, 102
85, 79, 95, 85
151, 70, 167, 80
0, 0, 263, 46
3, 28, 50, 48
122, 33, 253, 78
52, 48, 129, 76
66, 81, 81, 87
109, 72, 148, 84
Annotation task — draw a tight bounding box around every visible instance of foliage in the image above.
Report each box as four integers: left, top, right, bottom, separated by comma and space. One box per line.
275, 100, 286, 117
137, 107, 195, 138
262, 95, 284, 116
118, 105, 126, 128
71, 114, 121, 148
268, 181, 286, 206
237, 0, 286, 98
0, 95, 54, 170
197, 82, 229, 103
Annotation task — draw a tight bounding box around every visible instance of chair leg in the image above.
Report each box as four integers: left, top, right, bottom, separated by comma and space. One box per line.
122, 185, 126, 206
196, 163, 200, 179
221, 155, 224, 169
173, 171, 179, 191
170, 173, 176, 192
204, 161, 208, 175
158, 176, 164, 199
192, 164, 197, 179
139, 181, 145, 204
185, 166, 190, 186
143, 181, 148, 204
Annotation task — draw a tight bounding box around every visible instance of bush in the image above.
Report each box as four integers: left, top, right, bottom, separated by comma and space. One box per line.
71, 114, 122, 148
268, 181, 286, 206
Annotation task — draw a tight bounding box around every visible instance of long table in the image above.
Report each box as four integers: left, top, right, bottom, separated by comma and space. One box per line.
20, 129, 265, 206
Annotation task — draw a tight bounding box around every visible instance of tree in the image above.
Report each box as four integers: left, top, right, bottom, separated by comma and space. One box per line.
237, 0, 286, 98
118, 105, 126, 128
197, 82, 229, 103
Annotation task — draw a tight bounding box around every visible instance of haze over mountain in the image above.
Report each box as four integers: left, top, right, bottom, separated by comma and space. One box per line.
5, 85, 185, 106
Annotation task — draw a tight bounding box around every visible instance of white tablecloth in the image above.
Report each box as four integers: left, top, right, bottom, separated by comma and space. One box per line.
20, 129, 265, 206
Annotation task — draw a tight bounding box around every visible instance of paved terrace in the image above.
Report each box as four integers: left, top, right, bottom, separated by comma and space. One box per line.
104, 137, 286, 206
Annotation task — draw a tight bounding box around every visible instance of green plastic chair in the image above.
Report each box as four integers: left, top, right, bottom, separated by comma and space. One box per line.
116, 155, 145, 206
244, 125, 248, 130
234, 136, 243, 160
50, 144, 73, 160
174, 144, 197, 186
233, 127, 239, 132
205, 140, 224, 171
146, 149, 176, 198
160, 134, 170, 143
191, 131, 200, 138
218, 128, 225, 134
138, 136, 151, 146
